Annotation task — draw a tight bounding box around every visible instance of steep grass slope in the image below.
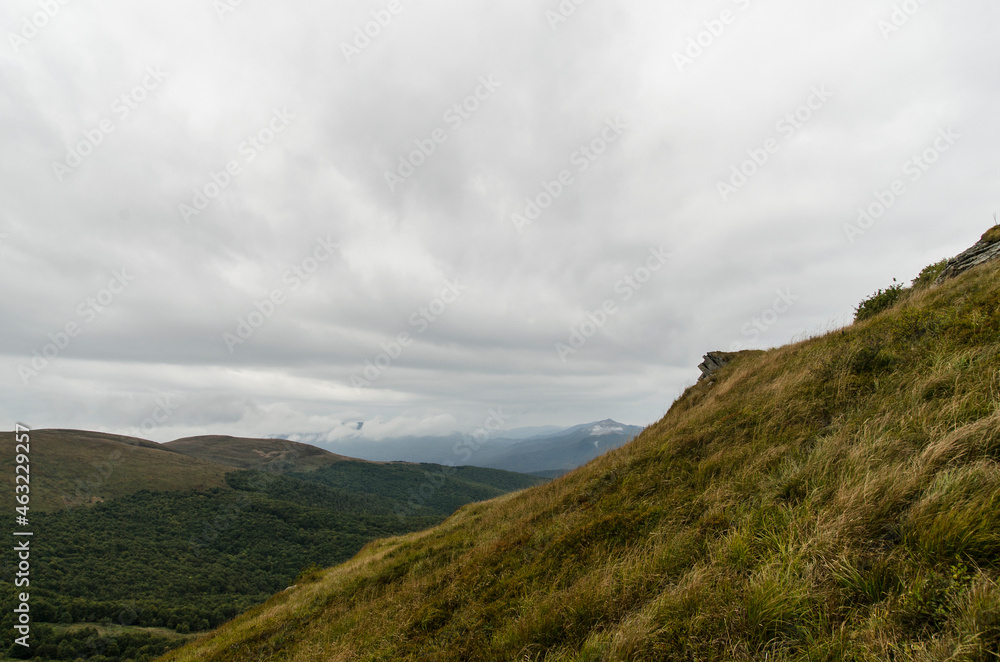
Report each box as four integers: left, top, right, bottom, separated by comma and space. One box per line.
162, 259, 1000, 661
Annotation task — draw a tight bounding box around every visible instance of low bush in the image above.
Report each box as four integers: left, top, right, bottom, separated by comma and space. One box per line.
912, 259, 949, 288
855, 283, 904, 322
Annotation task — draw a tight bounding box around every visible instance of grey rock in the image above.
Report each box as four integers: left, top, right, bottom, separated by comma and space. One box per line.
934, 234, 1000, 284
698, 352, 731, 381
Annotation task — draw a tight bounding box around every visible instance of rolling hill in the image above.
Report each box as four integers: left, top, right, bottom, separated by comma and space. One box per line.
162, 435, 356, 473
159, 237, 1000, 660
0, 429, 230, 511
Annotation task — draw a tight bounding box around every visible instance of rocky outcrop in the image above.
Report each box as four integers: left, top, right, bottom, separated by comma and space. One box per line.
698, 352, 732, 381
697, 350, 767, 382
935, 227, 1000, 284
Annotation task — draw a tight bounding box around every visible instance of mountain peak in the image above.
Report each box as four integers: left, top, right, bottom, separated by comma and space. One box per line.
587, 420, 626, 435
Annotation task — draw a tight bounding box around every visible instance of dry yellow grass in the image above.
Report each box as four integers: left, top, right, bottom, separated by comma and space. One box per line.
160, 258, 1000, 661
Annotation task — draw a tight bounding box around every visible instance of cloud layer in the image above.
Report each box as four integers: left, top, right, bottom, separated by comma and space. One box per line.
2, 0, 997, 442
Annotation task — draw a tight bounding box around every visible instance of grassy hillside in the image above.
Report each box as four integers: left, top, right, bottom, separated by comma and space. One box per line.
161, 257, 1000, 661
163, 435, 355, 473
0, 429, 230, 511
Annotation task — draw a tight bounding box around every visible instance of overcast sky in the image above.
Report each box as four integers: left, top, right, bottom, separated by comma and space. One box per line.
1, 0, 997, 445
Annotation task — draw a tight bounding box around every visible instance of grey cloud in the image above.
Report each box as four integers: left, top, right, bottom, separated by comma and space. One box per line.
2, 0, 998, 442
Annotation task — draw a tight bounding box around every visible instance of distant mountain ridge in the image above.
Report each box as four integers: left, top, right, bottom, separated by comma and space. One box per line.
289, 419, 644, 476
467, 419, 644, 475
